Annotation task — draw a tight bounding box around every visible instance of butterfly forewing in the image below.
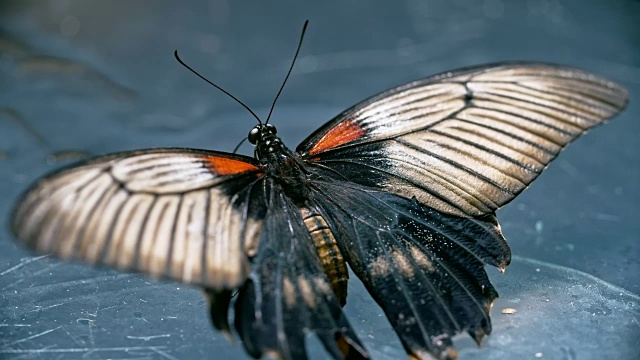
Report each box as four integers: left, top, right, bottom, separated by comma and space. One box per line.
298, 62, 628, 217
10, 148, 266, 290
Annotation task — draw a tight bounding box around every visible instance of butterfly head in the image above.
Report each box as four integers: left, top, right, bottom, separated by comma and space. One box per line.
248, 123, 283, 155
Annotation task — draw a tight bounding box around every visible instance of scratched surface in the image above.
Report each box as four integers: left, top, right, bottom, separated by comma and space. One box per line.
1, 1, 639, 359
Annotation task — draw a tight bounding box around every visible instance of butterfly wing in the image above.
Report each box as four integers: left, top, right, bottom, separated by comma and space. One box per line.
308, 174, 508, 359
10, 148, 267, 290
11, 149, 369, 360
297, 62, 628, 217
233, 180, 369, 360
297, 62, 627, 359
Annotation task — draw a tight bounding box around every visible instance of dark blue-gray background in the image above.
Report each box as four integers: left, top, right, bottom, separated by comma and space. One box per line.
1, 1, 638, 359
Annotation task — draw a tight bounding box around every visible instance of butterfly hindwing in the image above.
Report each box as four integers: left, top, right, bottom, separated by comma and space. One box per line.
308, 171, 508, 359
298, 62, 628, 217
233, 180, 369, 360
10, 148, 266, 290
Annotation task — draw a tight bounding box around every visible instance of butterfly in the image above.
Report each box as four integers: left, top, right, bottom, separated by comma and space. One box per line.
9, 21, 628, 360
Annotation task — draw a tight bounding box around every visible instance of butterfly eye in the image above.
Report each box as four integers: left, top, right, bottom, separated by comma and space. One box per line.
248, 127, 261, 145
265, 123, 277, 134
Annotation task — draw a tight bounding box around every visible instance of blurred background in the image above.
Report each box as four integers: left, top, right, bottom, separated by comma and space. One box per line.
1, 1, 638, 359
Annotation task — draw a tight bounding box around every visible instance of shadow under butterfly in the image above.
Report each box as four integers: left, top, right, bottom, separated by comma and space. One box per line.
9, 21, 628, 360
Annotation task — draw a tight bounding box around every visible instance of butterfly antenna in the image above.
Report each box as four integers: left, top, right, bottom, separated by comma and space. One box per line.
265, 20, 309, 124
174, 50, 263, 125
232, 137, 247, 154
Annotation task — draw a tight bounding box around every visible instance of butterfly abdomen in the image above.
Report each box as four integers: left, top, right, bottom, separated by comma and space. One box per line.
299, 206, 349, 306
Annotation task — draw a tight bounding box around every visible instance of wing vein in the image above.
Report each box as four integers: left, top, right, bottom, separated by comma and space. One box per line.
377, 229, 462, 333
201, 189, 212, 284
396, 230, 491, 327
474, 91, 598, 127
451, 117, 557, 156
165, 194, 184, 277
470, 104, 577, 137
133, 195, 158, 269
317, 157, 473, 213
394, 138, 522, 193
429, 129, 540, 173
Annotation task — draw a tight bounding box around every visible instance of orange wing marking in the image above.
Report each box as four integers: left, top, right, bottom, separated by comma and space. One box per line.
308, 119, 366, 156
204, 156, 260, 176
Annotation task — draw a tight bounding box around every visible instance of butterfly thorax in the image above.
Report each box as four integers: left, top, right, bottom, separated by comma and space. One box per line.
250, 124, 309, 202
252, 125, 349, 306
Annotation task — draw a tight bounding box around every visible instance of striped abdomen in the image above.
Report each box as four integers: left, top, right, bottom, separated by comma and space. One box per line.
299, 207, 349, 306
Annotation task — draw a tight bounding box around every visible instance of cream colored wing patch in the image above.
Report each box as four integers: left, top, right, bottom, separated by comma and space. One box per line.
11, 149, 265, 289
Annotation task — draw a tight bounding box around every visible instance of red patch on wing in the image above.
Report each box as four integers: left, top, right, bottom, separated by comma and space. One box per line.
204, 156, 260, 175
308, 119, 367, 156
